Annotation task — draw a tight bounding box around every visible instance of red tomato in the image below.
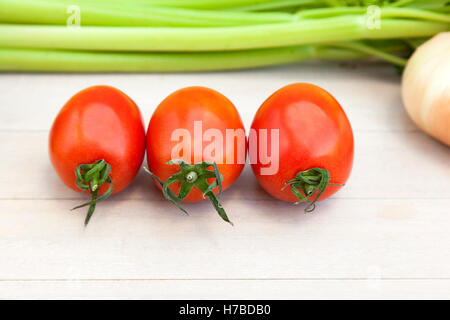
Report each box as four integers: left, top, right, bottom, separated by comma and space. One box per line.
250, 83, 354, 209
49, 85, 146, 224
146, 86, 246, 224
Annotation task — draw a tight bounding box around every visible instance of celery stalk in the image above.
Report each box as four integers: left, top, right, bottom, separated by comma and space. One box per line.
0, 44, 400, 73
82, 0, 283, 10
0, 0, 294, 27
0, 18, 446, 52
230, 0, 321, 11
296, 7, 450, 23
0, 0, 447, 73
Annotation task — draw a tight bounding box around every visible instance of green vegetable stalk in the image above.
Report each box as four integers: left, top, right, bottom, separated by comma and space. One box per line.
0, 0, 447, 72
0, 18, 446, 52
0, 0, 293, 27
0, 42, 409, 72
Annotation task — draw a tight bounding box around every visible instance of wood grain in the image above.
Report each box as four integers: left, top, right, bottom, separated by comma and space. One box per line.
2, 280, 449, 300
0, 62, 449, 299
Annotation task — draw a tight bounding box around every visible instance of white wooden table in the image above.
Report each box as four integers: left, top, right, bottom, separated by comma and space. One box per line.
0, 63, 449, 300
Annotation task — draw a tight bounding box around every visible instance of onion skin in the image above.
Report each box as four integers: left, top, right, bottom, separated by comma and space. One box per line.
402, 32, 450, 147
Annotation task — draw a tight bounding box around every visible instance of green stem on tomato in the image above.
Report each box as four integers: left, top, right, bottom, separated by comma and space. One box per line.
71, 159, 113, 226
144, 160, 233, 225
0, 17, 447, 52
282, 167, 343, 212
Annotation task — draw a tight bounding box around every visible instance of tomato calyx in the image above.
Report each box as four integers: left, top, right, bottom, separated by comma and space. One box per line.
71, 159, 113, 226
145, 159, 233, 226
282, 168, 343, 212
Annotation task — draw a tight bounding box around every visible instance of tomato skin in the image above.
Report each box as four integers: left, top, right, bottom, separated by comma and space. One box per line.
49, 85, 146, 196
250, 83, 354, 202
146, 86, 246, 202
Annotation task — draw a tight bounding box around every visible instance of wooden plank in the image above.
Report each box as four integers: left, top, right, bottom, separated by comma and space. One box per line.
1, 279, 449, 299
0, 63, 415, 133
0, 198, 449, 280
1, 64, 449, 298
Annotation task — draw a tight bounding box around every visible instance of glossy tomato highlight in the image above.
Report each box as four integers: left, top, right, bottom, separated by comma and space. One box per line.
146, 86, 246, 224
49, 85, 146, 225
250, 83, 354, 211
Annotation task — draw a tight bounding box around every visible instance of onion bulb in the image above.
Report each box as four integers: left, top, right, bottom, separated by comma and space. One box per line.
402, 32, 450, 147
